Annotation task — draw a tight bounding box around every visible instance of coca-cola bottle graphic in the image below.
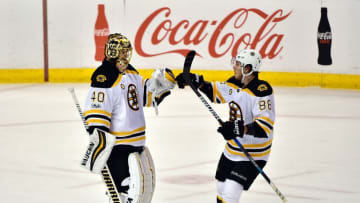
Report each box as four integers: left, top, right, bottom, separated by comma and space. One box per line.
94, 4, 110, 61
317, 7, 332, 65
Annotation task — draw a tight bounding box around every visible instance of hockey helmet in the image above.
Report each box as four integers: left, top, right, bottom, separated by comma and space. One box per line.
232, 49, 262, 72
105, 33, 133, 67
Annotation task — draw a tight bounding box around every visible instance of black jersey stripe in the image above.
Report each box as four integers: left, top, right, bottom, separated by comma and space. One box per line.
85, 114, 111, 122
87, 126, 110, 134
226, 142, 272, 153
115, 131, 145, 140
143, 79, 149, 106
256, 119, 273, 130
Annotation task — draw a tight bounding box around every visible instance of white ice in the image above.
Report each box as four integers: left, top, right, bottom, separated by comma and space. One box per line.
0, 84, 359, 203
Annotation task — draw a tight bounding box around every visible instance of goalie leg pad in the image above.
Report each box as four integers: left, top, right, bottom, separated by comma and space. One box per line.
127, 147, 156, 203
80, 129, 116, 174
128, 152, 145, 203
139, 147, 156, 203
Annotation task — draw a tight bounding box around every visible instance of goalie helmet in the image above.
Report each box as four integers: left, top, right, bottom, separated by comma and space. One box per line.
104, 33, 133, 67
232, 49, 262, 72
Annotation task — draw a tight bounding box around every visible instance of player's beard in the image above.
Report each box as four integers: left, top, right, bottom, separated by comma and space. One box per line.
233, 66, 242, 81
116, 63, 127, 73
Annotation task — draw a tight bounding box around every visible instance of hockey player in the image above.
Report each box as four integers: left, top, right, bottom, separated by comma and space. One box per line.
83, 33, 176, 203
176, 49, 275, 203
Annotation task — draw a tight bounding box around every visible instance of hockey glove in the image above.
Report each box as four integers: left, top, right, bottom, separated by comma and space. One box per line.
175, 72, 204, 89
217, 120, 244, 140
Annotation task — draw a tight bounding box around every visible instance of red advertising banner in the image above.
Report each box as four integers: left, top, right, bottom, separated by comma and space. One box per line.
134, 7, 292, 59
94, 4, 110, 61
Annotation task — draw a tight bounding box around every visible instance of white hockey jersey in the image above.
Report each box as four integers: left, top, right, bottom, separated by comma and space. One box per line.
211, 77, 275, 162
83, 61, 155, 148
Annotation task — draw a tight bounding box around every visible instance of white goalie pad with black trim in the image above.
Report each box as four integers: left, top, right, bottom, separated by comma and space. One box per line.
127, 147, 156, 203
140, 147, 156, 203
80, 129, 116, 174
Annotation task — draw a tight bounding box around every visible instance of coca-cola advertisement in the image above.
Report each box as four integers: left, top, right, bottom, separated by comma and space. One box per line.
5, 0, 352, 77
94, 4, 110, 61
317, 7, 332, 65
134, 7, 292, 60
95, 2, 294, 70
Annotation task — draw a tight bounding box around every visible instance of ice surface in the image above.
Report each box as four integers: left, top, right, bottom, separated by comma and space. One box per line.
0, 84, 359, 203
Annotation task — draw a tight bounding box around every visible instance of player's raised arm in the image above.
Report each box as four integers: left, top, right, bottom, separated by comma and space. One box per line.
143, 68, 176, 111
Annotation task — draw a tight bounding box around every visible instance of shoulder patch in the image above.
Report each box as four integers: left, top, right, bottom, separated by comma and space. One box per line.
96, 74, 107, 82
257, 84, 268, 92
91, 63, 120, 88
246, 79, 273, 97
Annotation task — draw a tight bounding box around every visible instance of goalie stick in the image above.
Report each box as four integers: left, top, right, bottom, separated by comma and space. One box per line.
68, 88, 122, 203
182, 50, 287, 203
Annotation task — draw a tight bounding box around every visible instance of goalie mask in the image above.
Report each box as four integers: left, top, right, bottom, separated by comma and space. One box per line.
104, 33, 133, 67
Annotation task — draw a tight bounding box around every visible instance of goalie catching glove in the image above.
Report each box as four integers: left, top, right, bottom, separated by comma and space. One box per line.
147, 67, 176, 96
146, 68, 175, 114
217, 120, 245, 140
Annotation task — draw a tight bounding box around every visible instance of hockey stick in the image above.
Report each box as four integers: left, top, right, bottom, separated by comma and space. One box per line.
182, 51, 287, 203
68, 87, 122, 203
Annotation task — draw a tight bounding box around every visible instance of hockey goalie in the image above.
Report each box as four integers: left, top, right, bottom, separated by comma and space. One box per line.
80, 33, 175, 203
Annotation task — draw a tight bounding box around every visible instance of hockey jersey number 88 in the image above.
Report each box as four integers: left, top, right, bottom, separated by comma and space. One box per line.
212, 78, 275, 162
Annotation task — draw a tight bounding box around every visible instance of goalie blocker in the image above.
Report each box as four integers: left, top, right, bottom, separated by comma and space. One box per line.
80, 129, 116, 174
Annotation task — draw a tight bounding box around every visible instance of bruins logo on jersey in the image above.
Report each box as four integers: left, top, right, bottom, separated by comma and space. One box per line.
96, 75, 107, 82
229, 101, 243, 121
257, 84, 268, 92
127, 84, 139, 111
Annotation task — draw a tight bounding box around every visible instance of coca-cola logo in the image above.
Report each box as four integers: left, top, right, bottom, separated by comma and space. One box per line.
318, 32, 332, 44
95, 28, 110, 36
134, 7, 292, 59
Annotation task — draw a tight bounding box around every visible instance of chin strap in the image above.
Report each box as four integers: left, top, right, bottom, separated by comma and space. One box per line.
240, 66, 254, 84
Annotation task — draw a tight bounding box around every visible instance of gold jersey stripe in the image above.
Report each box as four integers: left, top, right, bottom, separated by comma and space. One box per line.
229, 138, 273, 148
225, 144, 271, 157
241, 88, 255, 96
255, 120, 271, 135
112, 74, 123, 88
86, 118, 111, 127
165, 72, 176, 84
212, 82, 216, 102
111, 126, 146, 136
216, 93, 226, 103
84, 109, 112, 117
213, 82, 226, 103
226, 82, 239, 90
217, 195, 225, 203
146, 91, 152, 107
254, 116, 274, 126
125, 70, 139, 75
115, 135, 145, 144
